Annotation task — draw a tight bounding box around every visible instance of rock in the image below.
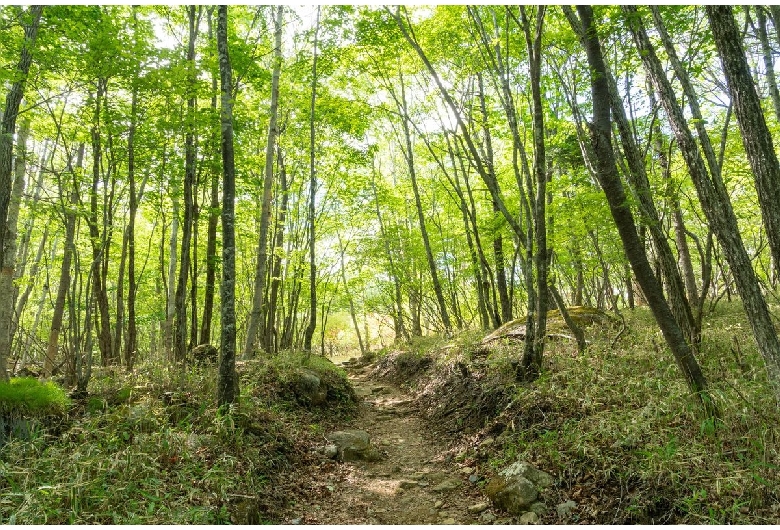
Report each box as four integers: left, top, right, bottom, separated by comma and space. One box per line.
290, 518, 302, 525
434, 500, 444, 509
461, 466, 475, 475
556, 500, 577, 518
480, 511, 496, 523
320, 444, 338, 459
371, 386, 386, 394
325, 430, 382, 462
432, 479, 461, 492
190, 343, 218, 364
292, 370, 329, 405
468, 502, 489, 514
469, 474, 480, 484
519, 511, 539, 524
398, 479, 419, 489
529, 502, 548, 515
499, 461, 554, 490
480, 437, 495, 448
441, 518, 457, 525
485, 476, 538, 515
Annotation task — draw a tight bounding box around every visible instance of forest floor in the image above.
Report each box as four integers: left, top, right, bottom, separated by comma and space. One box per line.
281, 365, 502, 525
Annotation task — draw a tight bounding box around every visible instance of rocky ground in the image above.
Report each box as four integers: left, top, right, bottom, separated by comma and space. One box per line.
280, 362, 555, 525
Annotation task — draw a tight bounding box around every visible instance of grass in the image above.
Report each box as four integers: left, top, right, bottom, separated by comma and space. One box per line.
477, 301, 780, 523
0, 351, 356, 524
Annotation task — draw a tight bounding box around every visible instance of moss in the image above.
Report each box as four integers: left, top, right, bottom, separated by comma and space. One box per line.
0, 378, 70, 418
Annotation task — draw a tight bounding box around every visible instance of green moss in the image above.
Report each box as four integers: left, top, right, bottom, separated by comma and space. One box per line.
0, 378, 70, 418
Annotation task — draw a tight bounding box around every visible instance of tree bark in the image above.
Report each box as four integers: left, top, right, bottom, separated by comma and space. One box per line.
217, 4, 238, 407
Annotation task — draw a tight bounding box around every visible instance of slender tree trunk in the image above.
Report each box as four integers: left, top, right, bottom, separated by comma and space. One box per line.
217, 4, 238, 407
0, 117, 29, 380
200, 6, 220, 346
303, 7, 321, 353
393, 71, 451, 334
578, 5, 716, 417
0, 6, 42, 380
337, 232, 365, 356
126, 44, 140, 370
265, 147, 290, 353
46, 145, 83, 376
174, 5, 200, 362
244, 5, 284, 356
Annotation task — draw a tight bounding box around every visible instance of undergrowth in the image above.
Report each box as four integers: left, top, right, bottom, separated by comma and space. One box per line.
0, 351, 355, 524
480, 302, 780, 524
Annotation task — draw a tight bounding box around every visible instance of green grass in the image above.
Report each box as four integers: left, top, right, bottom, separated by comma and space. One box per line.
0, 351, 356, 524
478, 302, 780, 523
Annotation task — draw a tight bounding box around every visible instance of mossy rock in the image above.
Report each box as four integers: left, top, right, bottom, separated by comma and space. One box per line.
0, 378, 70, 445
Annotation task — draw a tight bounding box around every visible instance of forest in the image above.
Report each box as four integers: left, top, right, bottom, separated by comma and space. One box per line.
0, 4, 780, 525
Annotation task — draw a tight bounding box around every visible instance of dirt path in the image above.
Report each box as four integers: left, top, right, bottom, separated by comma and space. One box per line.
284, 365, 505, 525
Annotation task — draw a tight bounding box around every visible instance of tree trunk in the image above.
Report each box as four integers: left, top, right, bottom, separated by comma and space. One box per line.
393, 71, 452, 334
265, 147, 290, 353
0, 6, 42, 381
174, 5, 200, 363
244, 5, 283, 356
0, 118, 29, 380
45, 145, 84, 376
217, 4, 238, 407
577, 5, 716, 417
627, 3, 780, 402
706, 5, 780, 284
200, 6, 220, 347
126, 36, 140, 370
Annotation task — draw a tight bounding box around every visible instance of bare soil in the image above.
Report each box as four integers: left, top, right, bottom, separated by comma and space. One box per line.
281, 364, 509, 525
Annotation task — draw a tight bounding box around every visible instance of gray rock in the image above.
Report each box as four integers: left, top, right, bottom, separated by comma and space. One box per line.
290, 518, 302, 525
486, 476, 538, 515
480, 437, 495, 448
499, 461, 554, 490
321, 444, 338, 459
468, 502, 490, 514
190, 343, 218, 364
441, 518, 457, 525
480, 511, 496, 523
293, 370, 328, 405
556, 500, 577, 518
434, 500, 444, 509
325, 430, 382, 462
469, 474, 480, 484
519, 511, 539, 524
432, 479, 461, 492
529, 502, 548, 515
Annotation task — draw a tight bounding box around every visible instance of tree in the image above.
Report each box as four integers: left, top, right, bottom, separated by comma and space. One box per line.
217, 4, 238, 407
575, 5, 715, 417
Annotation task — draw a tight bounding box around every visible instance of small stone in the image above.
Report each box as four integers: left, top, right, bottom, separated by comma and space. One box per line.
432, 479, 461, 492
529, 502, 548, 515
468, 502, 489, 514
371, 386, 386, 394
469, 474, 480, 484
441, 518, 457, 525
438, 511, 448, 517
290, 518, 302, 525
434, 500, 444, 509
461, 466, 475, 475
556, 500, 577, 518
398, 479, 418, 489
480, 512, 496, 523
519, 511, 539, 524
480, 437, 495, 448
322, 444, 337, 459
